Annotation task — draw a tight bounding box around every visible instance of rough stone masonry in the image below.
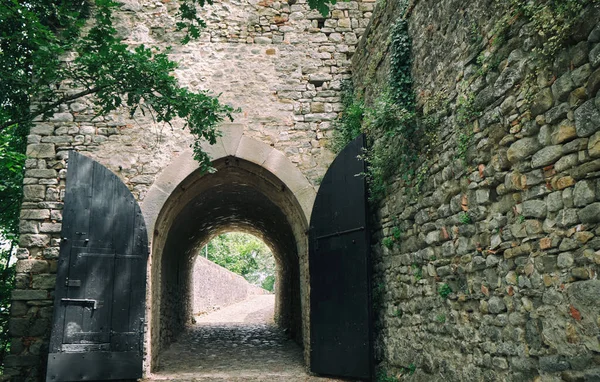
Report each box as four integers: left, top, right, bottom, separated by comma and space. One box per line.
354, 0, 600, 380
8, 0, 600, 381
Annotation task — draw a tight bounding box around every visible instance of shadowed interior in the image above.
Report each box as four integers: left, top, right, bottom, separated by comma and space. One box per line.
149, 156, 307, 370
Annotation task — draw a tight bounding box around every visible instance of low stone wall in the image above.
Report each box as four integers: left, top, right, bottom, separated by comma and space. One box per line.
353, 0, 600, 380
192, 256, 269, 318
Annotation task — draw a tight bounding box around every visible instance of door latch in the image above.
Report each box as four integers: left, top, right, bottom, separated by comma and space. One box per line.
61, 298, 98, 310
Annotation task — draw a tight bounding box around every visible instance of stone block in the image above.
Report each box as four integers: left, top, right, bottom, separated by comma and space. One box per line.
22, 185, 46, 202
574, 180, 596, 207
522, 200, 547, 219
39, 223, 62, 233
553, 176, 576, 190
507, 138, 541, 163
547, 191, 564, 212
579, 202, 600, 223
43, 247, 60, 259
552, 72, 575, 102
130, 175, 154, 185
18, 234, 50, 248
545, 103, 570, 125
41, 135, 73, 144
557, 208, 579, 228
24, 169, 57, 178
48, 112, 73, 122
574, 99, 600, 137
19, 220, 39, 234
590, 43, 600, 67
572, 64, 592, 87
15, 259, 49, 273
588, 67, 600, 97
11, 289, 48, 300
488, 296, 506, 314
30, 124, 54, 136
555, 153, 578, 172
28, 318, 50, 337
26, 144, 55, 159
531, 145, 562, 168
531, 88, 554, 117
552, 120, 577, 144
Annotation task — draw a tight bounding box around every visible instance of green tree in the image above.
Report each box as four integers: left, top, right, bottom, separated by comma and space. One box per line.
0, 0, 234, 369
205, 233, 276, 292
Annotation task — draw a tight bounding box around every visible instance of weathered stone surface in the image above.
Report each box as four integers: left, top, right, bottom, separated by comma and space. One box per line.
31, 274, 57, 289
552, 72, 575, 102
11, 289, 48, 300
591, 43, 600, 67
530, 88, 554, 116
488, 296, 506, 314
18, 234, 50, 248
531, 145, 562, 168
26, 144, 55, 159
589, 132, 600, 157
588, 67, 600, 97
574, 100, 600, 137
552, 120, 577, 144
522, 200, 547, 219
20, 209, 50, 220
15, 259, 49, 273
24, 169, 57, 178
507, 138, 541, 163
574, 180, 596, 207
22, 185, 46, 202
48, 112, 73, 122
579, 203, 600, 223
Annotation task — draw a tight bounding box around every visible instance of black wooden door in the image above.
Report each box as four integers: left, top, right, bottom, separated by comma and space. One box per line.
309, 134, 373, 380
46, 151, 148, 382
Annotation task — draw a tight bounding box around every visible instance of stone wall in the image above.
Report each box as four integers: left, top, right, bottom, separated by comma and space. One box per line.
6, 0, 374, 380
353, 0, 600, 380
192, 256, 268, 317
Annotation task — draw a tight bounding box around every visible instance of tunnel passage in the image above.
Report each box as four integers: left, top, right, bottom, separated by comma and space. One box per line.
149, 156, 308, 370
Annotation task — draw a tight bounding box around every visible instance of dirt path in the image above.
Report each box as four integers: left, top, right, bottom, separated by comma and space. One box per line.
193, 294, 276, 324
144, 295, 346, 382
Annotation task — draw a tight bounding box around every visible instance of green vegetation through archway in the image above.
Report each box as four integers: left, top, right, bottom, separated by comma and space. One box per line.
204, 232, 276, 292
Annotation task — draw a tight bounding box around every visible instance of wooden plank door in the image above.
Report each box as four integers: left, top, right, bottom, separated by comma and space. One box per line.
309, 134, 373, 380
46, 151, 148, 381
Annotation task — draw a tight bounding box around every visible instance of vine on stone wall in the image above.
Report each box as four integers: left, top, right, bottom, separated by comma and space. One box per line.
329, 80, 364, 154
363, 19, 421, 202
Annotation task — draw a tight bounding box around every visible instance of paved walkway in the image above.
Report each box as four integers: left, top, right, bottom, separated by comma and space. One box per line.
144, 295, 345, 382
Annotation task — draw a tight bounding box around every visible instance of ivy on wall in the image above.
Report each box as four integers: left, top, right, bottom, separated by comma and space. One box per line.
331, 0, 599, 204
330, 16, 422, 202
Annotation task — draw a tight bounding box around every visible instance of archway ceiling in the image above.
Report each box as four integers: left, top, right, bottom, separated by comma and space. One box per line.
165, 178, 297, 265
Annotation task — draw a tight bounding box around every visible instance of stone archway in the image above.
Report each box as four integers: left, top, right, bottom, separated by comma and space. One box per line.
140, 128, 316, 372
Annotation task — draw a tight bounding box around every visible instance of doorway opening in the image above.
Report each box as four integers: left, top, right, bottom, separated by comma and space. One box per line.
191, 232, 276, 324
147, 156, 310, 377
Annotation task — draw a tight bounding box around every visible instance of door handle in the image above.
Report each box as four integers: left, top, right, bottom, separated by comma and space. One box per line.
61, 298, 98, 310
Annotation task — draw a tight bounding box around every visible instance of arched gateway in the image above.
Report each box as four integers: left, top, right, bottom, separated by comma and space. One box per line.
38, 133, 372, 381
141, 131, 316, 371
7, 0, 377, 378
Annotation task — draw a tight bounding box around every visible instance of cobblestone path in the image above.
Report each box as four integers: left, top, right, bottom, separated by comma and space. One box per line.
144, 295, 345, 382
